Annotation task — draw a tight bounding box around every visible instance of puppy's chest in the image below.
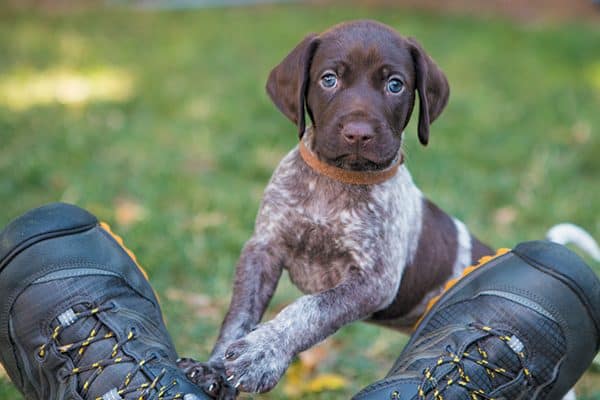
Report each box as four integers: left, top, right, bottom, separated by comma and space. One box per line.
258, 152, 419, 294
280, 210, 358, 293
273, 196, 394, 294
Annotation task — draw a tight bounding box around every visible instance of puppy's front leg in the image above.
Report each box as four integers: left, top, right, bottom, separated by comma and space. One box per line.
212, 239, 283, 358
180, 238, 283, 396
222, 266, 396, 393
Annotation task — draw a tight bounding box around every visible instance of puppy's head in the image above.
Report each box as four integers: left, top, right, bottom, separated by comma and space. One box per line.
266, 20, 449, 171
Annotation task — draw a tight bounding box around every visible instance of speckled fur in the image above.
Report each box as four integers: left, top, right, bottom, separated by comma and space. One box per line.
188, 134, 491, 395
260, 139, 422, 297
180, 20, 494, 396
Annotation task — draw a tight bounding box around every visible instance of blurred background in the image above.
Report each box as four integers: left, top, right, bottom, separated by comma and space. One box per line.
0, 0, 599, 398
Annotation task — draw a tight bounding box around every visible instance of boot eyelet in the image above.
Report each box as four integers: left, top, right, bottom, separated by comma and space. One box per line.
391, 390, 400, 399
146, 350, 161, 361
126, 326, 137, 338
35, 349, 47, 363
107, 301, 119, 312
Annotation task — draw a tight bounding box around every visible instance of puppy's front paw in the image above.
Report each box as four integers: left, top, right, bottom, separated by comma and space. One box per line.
222, 326, 291, 393
177, 357, 238, 399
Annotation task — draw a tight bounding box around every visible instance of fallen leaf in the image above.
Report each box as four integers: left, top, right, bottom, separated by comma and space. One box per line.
114, 197, 147, 227
493, 206, 517, 227
282, 340, 347, 397
282, 361, 305, 397
305, 373, 347, 392
299, 341, 332, 373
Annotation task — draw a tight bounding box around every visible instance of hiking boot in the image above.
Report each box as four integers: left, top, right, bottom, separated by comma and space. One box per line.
0, 202, 211, 400
354, 241, 600, 400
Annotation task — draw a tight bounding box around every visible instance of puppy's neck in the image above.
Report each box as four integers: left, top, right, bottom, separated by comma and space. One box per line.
299, 127, 404, 185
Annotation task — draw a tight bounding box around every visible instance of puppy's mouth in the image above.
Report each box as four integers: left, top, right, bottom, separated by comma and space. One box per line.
330, 153, 397, 172
309, 125, 402, 172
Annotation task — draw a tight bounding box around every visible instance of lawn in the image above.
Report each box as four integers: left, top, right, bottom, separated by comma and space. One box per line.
0, 2, 599, 399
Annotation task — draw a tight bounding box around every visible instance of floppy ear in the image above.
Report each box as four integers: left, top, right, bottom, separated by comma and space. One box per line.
408, 38, 450, 146
266, 34, 320, 138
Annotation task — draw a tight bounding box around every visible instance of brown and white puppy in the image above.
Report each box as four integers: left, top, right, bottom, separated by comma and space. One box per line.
181, 20, 493, 397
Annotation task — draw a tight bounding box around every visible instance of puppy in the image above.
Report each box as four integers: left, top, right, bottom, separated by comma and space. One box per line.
180, 20, 493, 397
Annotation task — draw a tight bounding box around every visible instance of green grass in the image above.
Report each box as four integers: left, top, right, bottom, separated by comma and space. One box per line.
0, 3, 599, 399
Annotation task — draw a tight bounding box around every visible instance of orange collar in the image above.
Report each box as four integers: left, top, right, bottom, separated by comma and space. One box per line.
298, 140, 403, 185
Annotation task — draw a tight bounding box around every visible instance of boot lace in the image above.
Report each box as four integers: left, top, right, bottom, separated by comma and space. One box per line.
37, 302, 185, 400
414, 323, 533, 400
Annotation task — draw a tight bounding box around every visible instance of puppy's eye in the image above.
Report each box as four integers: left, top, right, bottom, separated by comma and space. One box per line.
320, 73, 338, 89
386, 77, 404, 94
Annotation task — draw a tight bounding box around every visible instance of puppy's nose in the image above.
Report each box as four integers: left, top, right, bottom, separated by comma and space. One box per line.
341, 122, 375, 145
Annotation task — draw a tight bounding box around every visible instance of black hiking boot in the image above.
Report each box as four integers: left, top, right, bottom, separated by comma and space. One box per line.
354, 242, 600, 400
0, 203, 211, 400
